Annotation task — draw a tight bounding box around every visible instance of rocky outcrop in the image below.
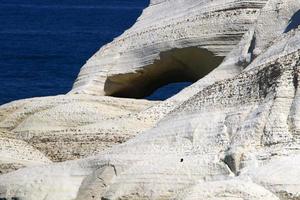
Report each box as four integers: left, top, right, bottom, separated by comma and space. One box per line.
0, 95, 157, 162
0, 0, 300, 200
70, 0, 268, 98
0, 130, 51, 174
0, 0, 271, 168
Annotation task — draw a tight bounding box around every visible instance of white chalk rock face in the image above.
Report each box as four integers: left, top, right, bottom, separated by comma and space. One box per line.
0, 0, 270, 168
0, 95, 157, 164
173, 179, 280, 200
1, 0, 300, 200
70, 0, 268, 98
0, 130, 51, 174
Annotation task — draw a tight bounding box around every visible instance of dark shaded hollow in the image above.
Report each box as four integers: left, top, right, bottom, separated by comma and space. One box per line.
104, 47, 224, 99
284, 10, 300, 33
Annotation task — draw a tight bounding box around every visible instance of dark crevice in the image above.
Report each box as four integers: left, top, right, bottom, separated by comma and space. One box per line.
223, 154, 238, 175
222, 152, 242, 176
284, 10, 300, 33
248, 33, 256, 62
293, 66, 299, 91
104, 47, 224, 100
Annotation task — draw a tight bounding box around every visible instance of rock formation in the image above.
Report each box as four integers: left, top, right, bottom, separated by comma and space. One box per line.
0, 0, 300, 199
70, 0, 267, 97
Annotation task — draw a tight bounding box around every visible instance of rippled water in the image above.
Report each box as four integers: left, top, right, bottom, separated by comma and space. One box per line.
0, 0, 148, 105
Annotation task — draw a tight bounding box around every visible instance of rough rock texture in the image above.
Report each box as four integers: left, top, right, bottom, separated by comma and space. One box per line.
70, 0, 268, 97
1, 0, 300, 200
0, 130, 51, 174
0, 95, 157, 163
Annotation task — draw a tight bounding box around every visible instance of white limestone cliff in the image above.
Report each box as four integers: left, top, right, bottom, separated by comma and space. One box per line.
70, 0, 267, 98
0, 0, 300, 199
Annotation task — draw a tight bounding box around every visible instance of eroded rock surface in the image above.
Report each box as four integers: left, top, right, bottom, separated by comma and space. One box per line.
70, 0, 268, 97
1, 0, 300, 200
0, 95, 157, 163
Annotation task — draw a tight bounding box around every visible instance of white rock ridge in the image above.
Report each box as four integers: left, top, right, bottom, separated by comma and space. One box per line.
70, 0, 268, 98
0, 0, 300, 200
0, 95, 157, 165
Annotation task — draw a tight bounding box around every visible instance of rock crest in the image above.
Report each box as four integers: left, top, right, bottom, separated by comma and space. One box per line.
0, 0, 300, 199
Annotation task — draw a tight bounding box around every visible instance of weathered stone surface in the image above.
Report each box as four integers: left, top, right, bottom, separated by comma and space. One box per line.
70, 0, 268, 97
0, 95, 157, 162
173, 179, 280, 200
0, 130, 51, 175
0, 0, 300, 200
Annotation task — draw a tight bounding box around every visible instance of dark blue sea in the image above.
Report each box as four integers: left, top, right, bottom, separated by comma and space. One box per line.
0, 0, 148, 105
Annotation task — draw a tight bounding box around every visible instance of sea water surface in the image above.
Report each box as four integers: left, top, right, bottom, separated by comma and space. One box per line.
0, 0, 148, 105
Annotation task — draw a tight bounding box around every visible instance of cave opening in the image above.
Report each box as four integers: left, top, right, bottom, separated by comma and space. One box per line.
284, 10, 300, 33
104, 47, 224, 100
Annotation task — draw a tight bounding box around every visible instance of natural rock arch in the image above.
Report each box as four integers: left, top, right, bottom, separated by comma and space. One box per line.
104, 47, 224, 99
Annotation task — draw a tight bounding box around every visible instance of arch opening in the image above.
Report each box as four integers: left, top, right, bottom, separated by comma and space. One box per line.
284, 10, 300, 33
146, 82, 193, 100
104, 47, 224, 100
